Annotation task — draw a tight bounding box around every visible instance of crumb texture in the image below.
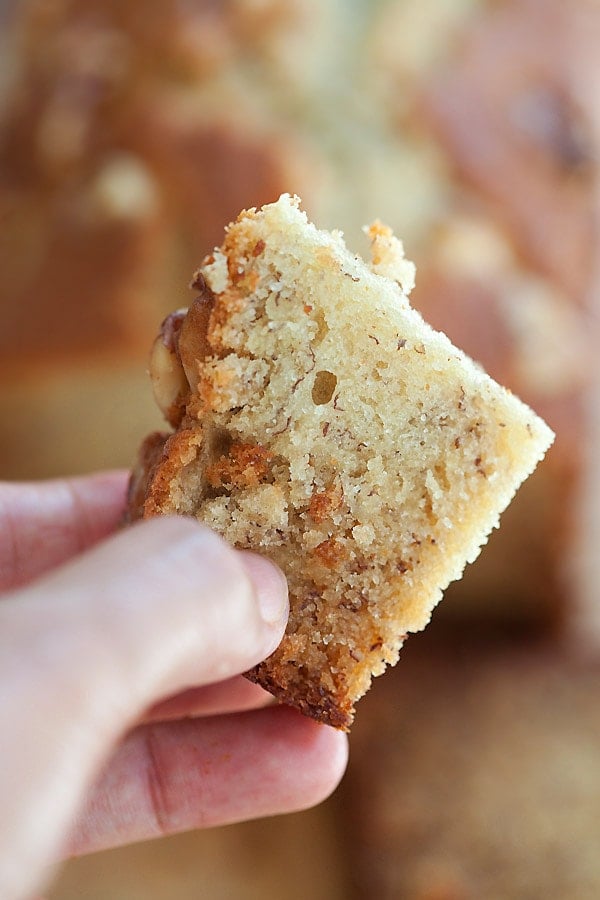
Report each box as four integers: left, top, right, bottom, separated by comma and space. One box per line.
130, 194, 554, 729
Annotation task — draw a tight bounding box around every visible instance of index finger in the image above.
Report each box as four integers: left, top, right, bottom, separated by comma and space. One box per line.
0, 471, 129, 592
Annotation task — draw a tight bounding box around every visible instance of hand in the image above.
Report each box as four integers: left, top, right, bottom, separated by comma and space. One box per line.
0, 472, 348, 900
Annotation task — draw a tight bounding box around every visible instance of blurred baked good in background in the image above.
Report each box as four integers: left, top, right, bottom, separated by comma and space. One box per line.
341, 626, 600, 900
1, 1, 598, 898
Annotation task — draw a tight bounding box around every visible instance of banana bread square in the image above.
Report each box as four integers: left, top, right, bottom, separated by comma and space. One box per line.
128, 195, 553, 729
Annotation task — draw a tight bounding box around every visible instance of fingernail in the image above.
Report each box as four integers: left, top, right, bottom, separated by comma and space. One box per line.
239, 552, 289, 624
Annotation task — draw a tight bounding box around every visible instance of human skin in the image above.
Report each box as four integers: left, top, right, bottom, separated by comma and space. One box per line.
0, 472, 348, 900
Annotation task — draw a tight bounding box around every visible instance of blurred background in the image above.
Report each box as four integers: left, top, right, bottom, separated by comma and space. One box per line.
1, 0, 600, 897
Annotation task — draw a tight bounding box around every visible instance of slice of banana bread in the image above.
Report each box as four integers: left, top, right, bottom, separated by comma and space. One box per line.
128, 194, 553, 730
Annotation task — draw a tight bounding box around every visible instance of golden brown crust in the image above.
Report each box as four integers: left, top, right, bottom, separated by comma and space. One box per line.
245, 658, 354, 732
142, 426, 205, 518
126, 431, 170, 523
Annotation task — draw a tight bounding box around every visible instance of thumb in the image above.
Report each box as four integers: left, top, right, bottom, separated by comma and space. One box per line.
0, 517, 287, 900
